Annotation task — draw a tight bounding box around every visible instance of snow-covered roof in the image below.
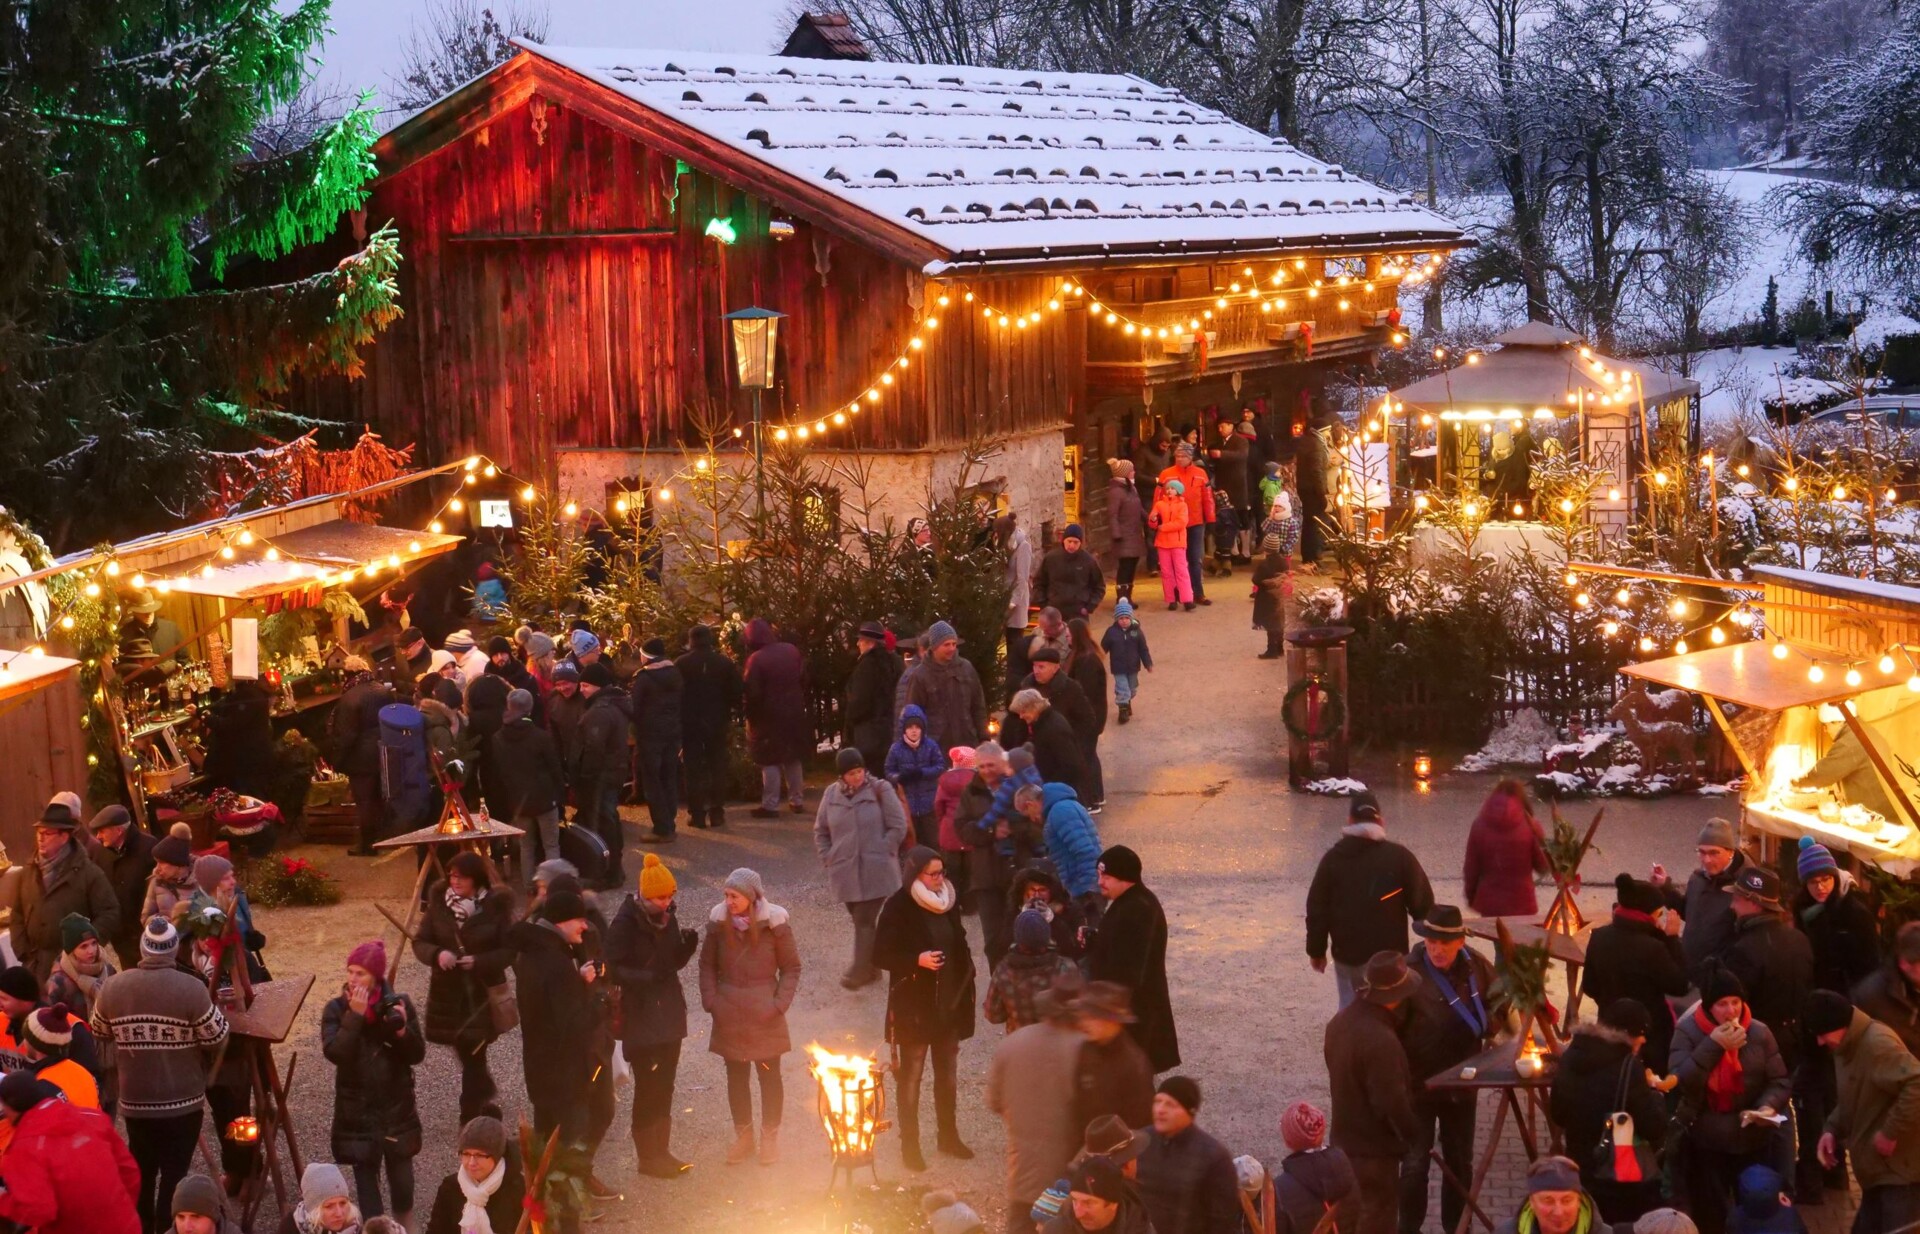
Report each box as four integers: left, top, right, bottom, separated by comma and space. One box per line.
1752, 564, 1920, 610
510, 41, 1465, 271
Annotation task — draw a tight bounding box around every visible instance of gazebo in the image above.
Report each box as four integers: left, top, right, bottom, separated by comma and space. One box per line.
1390, 323, 1699, 531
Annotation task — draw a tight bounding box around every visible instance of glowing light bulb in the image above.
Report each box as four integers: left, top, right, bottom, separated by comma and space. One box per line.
1414, 495, 1429, 510
1574, 592, 1591, 607
1511, 503, 1524, 516
1773, 642, 1789, 660
1833, 486, 1848, 500
59, 615, 74, 630
1675, 639, 1688, 654
1846, 667, 1863, 687
1737, 464, 1750, 477
1710, 627, 1726, 645
1808, 664, 1825, 683
105, 562, 119, 577
463, 473, 475, 486
449, 498, 463, 512
1559, 498, 1575, 513
265, 548, 280, 562
1565, 572, 1579, 587
614, 497, 629, 514
1654, 471, 1669, 487
463, 457, 479, 472
1615, 589, 1630, 605
658, 488, 673, 502
1785, 477, 1799, 493
562, 502, 578, 518
83, 582, 100, 598
219, 546, 235, 560
237, 530, 254, 546
154, 579, 171, 593
1639, 637, 1656, 652
1603, 621, 1619, 636
483, 464, 497, 478
429, 521, 444, 534
1670, 599, 1688, 617
775, 428, 790, 442
1608, 488, 1621, 501
1909, 675, 1920, 693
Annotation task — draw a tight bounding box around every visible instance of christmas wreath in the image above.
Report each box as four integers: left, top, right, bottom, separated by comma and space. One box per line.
1281, 676, 1346, 740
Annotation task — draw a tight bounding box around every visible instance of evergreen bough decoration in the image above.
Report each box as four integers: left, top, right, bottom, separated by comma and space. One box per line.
0, 0, 401, 550
1489, 918, 1552, 1019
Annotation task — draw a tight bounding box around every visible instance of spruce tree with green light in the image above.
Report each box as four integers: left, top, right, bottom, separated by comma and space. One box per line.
0, 0, 401, 550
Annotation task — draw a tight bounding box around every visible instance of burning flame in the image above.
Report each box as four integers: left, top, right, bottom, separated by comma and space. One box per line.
808, 1044, 883, 1160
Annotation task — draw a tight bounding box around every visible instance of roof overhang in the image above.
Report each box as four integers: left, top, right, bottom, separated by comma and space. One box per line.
0, 649, 80, 705
155, 522, 462, 600
1621, 641, 1864, 710
375, 52, 948, 272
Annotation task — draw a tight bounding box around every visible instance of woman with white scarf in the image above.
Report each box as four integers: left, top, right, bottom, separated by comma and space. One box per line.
424, 1116, 524, 1234
873, 846, 977, 1172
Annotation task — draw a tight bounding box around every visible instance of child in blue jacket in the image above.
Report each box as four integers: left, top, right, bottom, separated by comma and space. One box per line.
884, 703, 946, 849
1099, 598, 1153, 724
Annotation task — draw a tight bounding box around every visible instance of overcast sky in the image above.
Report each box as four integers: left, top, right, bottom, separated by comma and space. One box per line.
311, 0, 798, 103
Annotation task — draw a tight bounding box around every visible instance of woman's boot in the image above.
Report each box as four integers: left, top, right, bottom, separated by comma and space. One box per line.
726, 1124, 755, 1165
759, 1123, 780, 1166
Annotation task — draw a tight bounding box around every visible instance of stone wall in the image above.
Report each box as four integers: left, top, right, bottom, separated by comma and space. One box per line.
556, 425, 1066, 541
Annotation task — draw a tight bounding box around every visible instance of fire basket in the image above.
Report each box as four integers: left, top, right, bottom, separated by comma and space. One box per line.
807, 1044, 889, 1191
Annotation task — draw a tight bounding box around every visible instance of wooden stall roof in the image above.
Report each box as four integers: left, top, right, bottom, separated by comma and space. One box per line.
1622, 641, 1861, 711
159, 523, 462, 601
0, 649, 81, 706
1392, 323, 1697, 417
1753, 564, 1920, 610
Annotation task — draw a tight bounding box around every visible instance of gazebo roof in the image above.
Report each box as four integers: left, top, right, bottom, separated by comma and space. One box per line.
1392, 324, 1698, 418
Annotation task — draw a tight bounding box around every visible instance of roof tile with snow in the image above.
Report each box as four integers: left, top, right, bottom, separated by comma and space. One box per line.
507, 41, 1465, 271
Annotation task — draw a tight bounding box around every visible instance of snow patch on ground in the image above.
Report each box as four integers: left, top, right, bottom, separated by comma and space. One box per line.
1457, 709, 1558, 772
1300, 777, 1370, 796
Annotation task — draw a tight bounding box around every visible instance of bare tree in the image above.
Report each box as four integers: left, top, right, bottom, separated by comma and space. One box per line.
389, 0, 552, 111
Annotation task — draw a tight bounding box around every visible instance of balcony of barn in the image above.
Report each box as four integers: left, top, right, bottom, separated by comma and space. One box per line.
1076, 254, 1414, 396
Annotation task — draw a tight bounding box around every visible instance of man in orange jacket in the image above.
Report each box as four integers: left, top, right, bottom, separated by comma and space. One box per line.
1155, 443, 1215, 606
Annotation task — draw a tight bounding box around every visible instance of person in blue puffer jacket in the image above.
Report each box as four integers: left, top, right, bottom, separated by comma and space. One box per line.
1015, 781, 1103, 911
885, 704, 948, 850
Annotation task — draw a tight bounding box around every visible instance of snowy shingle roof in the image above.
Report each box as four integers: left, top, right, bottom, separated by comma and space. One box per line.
514, 41, 1464, 270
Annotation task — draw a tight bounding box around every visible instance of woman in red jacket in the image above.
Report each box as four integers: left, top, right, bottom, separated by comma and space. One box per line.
0, 1072, 140, 1234
1461, 779, 1550, 919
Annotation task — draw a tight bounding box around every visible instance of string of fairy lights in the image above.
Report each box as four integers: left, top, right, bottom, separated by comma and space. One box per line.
750, 252, 1442, 442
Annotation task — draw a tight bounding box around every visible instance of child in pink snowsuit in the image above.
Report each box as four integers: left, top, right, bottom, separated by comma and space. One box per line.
1149, 479, 1194, 609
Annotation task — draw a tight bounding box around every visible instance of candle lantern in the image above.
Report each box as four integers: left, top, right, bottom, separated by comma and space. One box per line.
1413, 751, 1433, 782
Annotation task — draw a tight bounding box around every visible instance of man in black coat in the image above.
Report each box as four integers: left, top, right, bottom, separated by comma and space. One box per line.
490, 690, 567, 873
574, 664, 633, 886
1583, 873, 1689, 1071
1400, 907, 1496, 1234
1073, 982, 1157, 1133
1088, 846, 1179, 1073
1135, 1076, 1240, 1234
509, 890, 600, 1149
1722, 866, 1815, 1069
1305, 794, 1435, 1007
842, 621, 902, 772
627, 639, 684, 845
675, 624, 742, 830
604, 855, 699, 1178
1650, 816, 1748, 985
1031, 524, 1106, 621
464, 655, 513, 810
1855, 924, 1920, 1058
998, 648, 1095, 749
86, 806, 155, 969
1008, 690, 1090, 803
329, 669, 393, 855
1325, 951, 1421, 1234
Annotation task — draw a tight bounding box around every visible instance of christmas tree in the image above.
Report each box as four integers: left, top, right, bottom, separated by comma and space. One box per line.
0, 0, 401, 549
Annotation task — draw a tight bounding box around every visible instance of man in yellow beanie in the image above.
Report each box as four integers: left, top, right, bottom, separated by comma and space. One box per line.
604, 853, 701, 1178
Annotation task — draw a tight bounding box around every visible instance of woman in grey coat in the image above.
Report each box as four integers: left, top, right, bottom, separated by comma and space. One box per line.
1669, 966, 1791, 1234
1106, 461, 1147, 603
814, 748, 909, 990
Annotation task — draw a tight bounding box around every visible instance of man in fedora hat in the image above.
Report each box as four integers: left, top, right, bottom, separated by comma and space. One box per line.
988, 974, 1091, 1231
1073, 982, 1156, 1135
122, 594, 183, 662
0, 805, 119, 980
1324, 951, 1421, 1234
843, 620, 903, 773
1401, 907, 1497, 1234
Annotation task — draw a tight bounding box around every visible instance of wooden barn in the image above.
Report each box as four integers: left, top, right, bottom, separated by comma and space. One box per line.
281, 40, 1464, 549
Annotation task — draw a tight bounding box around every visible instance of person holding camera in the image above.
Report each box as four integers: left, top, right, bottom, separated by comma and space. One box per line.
874, 847, 976, 1172
320, 939, 426, 1231
412, 851, 516, 1127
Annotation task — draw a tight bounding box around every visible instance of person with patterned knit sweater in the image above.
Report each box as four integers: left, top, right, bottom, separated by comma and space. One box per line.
90, 916, 229, 1234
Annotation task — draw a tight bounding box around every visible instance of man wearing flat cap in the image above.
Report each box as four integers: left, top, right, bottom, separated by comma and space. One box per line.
1324, 951, 1421, 1234
2, 804, 119, 980
87, 805, 156, 968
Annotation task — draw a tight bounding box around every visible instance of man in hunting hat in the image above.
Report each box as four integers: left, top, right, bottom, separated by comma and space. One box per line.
1400, 907, 1497, 1234
1324, 952, 1422, 1234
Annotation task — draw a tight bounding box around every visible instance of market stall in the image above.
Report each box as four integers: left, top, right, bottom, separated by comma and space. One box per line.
1390, 323, 1699, 531
1617, 565, 1920, 875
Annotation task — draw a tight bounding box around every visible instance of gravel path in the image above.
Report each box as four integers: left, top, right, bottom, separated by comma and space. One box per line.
255, 590, 1746, 1232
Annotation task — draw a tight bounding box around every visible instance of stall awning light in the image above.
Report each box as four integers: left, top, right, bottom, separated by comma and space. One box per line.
704, 217, 738, 245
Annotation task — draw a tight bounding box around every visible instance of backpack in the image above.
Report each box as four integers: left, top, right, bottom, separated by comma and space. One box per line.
377, 703, 434, 826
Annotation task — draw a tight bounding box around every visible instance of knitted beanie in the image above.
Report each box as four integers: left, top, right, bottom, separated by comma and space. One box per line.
836, 747, 865, 774
1280, 1101, 1328, 1151
346, 939, 386, 976
1703, 964, 1748, 1008
152, 835, 192, 868
535, 858, 578, 886
505, 688, 535, 723
1013, 909, 1052, 952
949, 746, 977, 770
1697, 817, 1737, 850
23, 1005, 73, 1054
1797, 836, 1840, 881
1113, 598, 1134, 618
1805, 989, 1854, 1037
59, 913, 98, 954
0, 1072, 56, 1117
1157, 1075, 1201, 1115
0, 967, 38, 1003
543, 889, 588, 924
725, 867, 766, 903
171, 1174, 225, 1218
141, 916, 180, 959
192, 853, 233, 895
569, 629, 600, 658
1633, 1211, 1699, 1234
1525, 1156, 1583, 1195
638, 853, 677, 900
459, 1115, 509, 1160
301, 1162, 352, 1210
